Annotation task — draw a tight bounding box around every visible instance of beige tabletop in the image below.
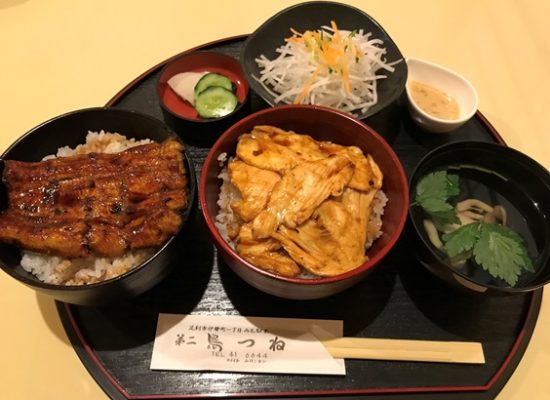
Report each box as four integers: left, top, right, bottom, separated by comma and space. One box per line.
1, 0, 549, 398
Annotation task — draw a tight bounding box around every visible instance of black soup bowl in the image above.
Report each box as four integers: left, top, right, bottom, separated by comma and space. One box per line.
408, 141, 550, 295
0, 107, 197, 306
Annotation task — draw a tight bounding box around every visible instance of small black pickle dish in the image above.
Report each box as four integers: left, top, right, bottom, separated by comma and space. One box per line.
407, 141, 550, 295
157, 51, 251, 146
0, 107, 197, 306
240, 0, 407, 121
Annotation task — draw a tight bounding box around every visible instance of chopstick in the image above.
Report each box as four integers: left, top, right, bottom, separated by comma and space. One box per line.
322, 337, 485, 364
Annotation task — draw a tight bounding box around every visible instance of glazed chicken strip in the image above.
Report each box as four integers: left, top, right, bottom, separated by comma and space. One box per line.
316, 199, 367, 267
237, 125, 380, 191
236, 224, 300, 277
236, 131, 302, 172
236, 125, 332, 172
273, 196, 370, 277
228, 159, 280, 222
252, 155, 354, 239
366, 154, 383, 190
239, 251, 301, 278
250, 125, 330, 162
319, 143, 383, 191
340, 187, 379, 250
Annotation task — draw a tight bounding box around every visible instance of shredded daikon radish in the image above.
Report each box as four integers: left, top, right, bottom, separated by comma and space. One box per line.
254, 21, 401, 116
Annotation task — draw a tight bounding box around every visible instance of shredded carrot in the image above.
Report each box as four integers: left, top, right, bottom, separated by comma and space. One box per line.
287, 22, 358, 99
285, 36, 301, 44
255, 22, 398, 115
330, 21, 340, 41
342, 60, 350, 94
293, 66, 321, 104
353, 43, 360, 61
329, 20, 350, 94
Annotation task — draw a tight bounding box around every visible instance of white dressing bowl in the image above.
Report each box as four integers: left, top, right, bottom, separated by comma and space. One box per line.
405, 57, 479, 133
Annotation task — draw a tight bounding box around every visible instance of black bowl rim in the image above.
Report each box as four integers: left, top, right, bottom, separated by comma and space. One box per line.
156, 50, 250, 125
240, 0, 407, 120
0, 106, 197, 291
408, 140, 550, 292
199, 103, 410, 285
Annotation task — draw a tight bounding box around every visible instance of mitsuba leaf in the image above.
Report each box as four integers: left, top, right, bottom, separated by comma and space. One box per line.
473, 223, 533, 286
442, 222, 481, 258
484, 223, 535, 273
417, 198, 460, 225
415, 171, 460, 203
416, 171, 535, 286
446, 174, 460, 197
415, 171, 460, 225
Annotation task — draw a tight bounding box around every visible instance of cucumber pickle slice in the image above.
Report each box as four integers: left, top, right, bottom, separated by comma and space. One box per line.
195, 86, 239, 118
194, 73, 234, 96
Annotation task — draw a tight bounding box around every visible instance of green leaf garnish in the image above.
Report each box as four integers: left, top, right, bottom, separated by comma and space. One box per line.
415, 171, 460, 225
441, 221, 534, 286
419, 197, 459, 225
417, 170, 535, 287
416, 171, 460, 202
442, 222, 482, 258
473, 223, 534, 286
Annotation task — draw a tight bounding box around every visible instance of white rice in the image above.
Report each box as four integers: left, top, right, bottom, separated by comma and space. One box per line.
42, 130, 152, 159
21, 249, 153, 285
365, 190, 388, 248
214, 157, 241, 246
20, 131, 155, 286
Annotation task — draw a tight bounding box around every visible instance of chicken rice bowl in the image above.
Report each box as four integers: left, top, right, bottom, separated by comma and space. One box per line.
215, 125, 387, 278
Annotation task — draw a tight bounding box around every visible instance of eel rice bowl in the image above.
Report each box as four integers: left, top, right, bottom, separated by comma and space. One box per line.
0, 131, 188, 285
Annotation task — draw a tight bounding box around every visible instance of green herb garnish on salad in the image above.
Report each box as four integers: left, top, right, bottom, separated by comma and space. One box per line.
415, 171, 534, 286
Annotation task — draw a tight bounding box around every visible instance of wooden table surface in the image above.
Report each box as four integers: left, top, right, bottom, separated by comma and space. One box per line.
1, 0, 549, 398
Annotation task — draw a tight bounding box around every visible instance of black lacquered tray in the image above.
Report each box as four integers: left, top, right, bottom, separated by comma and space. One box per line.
57, 35, 542, 400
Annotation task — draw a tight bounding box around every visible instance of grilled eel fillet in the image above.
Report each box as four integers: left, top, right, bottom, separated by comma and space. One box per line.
0, 138, 187, 258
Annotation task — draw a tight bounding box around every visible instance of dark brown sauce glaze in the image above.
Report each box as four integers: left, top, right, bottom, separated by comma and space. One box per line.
0, 139, 188, 258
